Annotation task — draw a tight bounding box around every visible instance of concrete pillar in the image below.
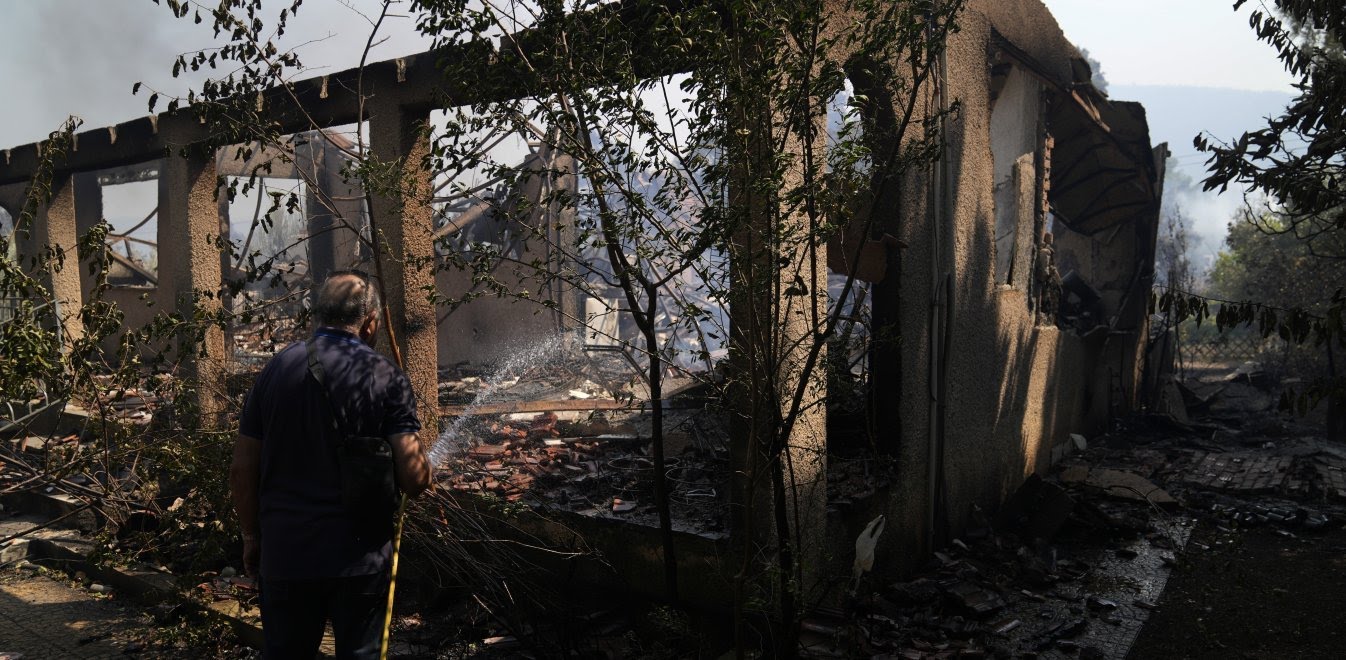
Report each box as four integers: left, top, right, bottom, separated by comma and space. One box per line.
301, 139, 338, 290
73, 172, 103, 301
26, 174, 85, 346
530, 143, 582, 335
726, 69, 829, 607
0, 184, 26, 264
158, 143, 226, 426
552, 152, 583, 334
215, 179, 236, 365
323, 143, 368, 271
368, 101, 439, 444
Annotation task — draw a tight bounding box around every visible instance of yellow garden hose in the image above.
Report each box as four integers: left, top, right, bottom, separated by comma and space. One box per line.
379, 493, 409, 660
376, 296, 408, 660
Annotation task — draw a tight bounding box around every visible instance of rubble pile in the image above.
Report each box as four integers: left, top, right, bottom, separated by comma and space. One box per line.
428, 348, 751, 536
802, 469, 1189, 660
439, 409, 732, 536
437, 350, 628, 408
799, 370, 1346, 659
827, 456, 894, 510
434, 362, 896, 538
231, 317, 305, 365
1098, 417, 1346, 531
90, 375, 167, 425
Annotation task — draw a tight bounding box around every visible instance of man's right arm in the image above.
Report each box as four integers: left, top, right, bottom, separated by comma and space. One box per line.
382, 365, 431, 497
388, 433, 431, 497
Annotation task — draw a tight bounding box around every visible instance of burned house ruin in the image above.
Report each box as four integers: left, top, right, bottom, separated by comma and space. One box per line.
0, 0, 1163, 610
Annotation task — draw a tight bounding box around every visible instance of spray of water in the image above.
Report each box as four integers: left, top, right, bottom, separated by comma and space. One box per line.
427, 332, 575, 468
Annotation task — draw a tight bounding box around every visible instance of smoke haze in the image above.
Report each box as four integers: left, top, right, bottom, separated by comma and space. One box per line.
0, 0, 432, 148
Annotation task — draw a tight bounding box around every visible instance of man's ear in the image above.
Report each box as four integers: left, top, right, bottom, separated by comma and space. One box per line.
359, 311, 381, 343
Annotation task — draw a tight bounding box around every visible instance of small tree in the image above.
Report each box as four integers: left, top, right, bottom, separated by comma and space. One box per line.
1162, 1, 1346, 433
1196, 1, 1345, 229
418, 1, 962, 655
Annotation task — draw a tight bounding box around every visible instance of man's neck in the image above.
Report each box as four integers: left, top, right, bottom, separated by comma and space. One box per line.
316, 326, 361, 339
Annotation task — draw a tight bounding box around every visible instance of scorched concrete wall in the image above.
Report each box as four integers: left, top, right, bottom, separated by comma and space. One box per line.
838, 0, 1155, 580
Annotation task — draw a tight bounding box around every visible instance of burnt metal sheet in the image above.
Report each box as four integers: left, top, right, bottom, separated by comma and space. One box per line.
1049, 100, 1160, 236
992, 32, 1160, 238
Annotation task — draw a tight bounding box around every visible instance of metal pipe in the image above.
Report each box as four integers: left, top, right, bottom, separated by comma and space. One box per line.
926, 20, 952, 550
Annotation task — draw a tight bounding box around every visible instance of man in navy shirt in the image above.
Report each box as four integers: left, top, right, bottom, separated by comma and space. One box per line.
231, 271, 431, 659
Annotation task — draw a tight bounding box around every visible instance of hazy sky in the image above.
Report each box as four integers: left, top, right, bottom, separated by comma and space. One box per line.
0, 0, 1295, 148
0, 0, 1300, 257
0, 0, 432, 148
1044, 0, 1294, 92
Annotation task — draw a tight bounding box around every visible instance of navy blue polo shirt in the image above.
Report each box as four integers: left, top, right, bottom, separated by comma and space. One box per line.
239, 328, 421, 580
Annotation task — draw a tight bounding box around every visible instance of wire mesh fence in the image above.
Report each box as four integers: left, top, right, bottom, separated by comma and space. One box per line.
1176, 328, 1335, 391
1180, 334, 1279, 365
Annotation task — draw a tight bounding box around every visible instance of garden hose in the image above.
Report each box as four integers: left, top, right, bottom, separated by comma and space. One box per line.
377, 296, 408, 660
379, 493, 409, 660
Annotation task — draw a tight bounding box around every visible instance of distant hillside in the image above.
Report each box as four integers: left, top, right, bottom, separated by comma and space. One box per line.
1108, 84, 1293, 168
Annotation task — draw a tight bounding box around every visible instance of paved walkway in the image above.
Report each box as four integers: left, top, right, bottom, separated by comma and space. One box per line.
0, 516, 147, 659
0, 568, 145, 659
0, 516, 337, 658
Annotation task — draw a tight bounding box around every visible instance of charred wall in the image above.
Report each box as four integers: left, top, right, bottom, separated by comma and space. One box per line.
830, 0, 1161, 581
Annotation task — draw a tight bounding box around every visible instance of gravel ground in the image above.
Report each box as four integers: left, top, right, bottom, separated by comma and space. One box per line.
1129, 523, 1346, 659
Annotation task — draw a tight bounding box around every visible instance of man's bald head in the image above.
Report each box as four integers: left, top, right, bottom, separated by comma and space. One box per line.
313, 271, 381, 330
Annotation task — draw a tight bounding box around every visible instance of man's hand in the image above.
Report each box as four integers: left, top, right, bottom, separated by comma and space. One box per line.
242, 537, 260, 578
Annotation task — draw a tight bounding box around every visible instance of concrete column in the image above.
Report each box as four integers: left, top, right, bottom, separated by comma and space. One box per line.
726, 68, 829, 606
302, 139, 338, 290
324, 144, 367, 271
0, 184, 26, 264
158, 143, 226, 426
216, 179, 236, 364
73, 172, 103, 301
530, 143, 582, 335
27, 174, 85, 346
368, 101, 439, 444
217, 175, 233, 296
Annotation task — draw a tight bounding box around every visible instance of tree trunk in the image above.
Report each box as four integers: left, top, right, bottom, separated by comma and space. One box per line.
643, 285, 679, 602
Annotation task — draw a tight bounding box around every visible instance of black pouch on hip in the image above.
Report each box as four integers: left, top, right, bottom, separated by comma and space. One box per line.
335, 434, 398, 541
307, 340, 399, 542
